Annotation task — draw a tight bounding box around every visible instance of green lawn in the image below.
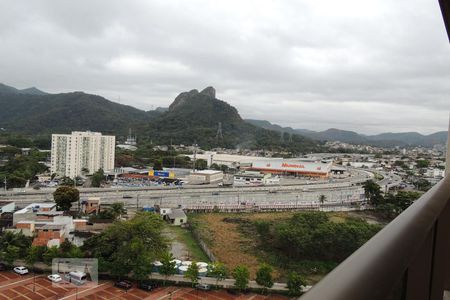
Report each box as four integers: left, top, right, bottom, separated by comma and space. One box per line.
167, 226, 211, 262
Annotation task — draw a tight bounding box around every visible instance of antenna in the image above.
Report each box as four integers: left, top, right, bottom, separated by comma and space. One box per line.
216, 122, 224, 142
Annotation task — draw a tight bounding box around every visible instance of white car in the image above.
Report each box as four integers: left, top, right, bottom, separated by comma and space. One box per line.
13, 266, 29, 275
48, 274, 62, 282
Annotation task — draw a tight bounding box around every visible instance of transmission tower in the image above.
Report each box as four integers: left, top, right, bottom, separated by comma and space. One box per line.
289, 133, 293, 142
216, 122, 224, 142
280, 131, 284, 143
192, 143, 198, 171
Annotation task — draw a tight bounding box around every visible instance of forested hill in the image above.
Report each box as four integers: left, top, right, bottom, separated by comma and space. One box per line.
0, 83, 318, 153
246, 119, 448, 147
140, 87, 319, 152
0, 88, 159, 135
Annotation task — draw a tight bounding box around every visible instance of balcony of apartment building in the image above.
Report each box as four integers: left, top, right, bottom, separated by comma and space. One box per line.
299, 2, 450, 299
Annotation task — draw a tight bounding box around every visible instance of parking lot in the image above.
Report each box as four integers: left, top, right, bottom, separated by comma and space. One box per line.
0, 272, 288, 299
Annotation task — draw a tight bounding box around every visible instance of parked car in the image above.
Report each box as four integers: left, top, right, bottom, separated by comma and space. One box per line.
115, 280, 132, 290
48, 274, 62, 283
0, 263, 7, 271
139, 280, 158, 291
195, 283, 211, 291
13, 266, 29, 275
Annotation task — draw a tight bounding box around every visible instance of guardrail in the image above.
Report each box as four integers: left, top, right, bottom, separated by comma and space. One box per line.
299, 176, 450, 300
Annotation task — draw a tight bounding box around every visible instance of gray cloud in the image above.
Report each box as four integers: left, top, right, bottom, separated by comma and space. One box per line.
0, 0, 449, 134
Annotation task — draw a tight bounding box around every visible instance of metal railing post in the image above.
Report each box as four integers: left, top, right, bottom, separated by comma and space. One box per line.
445, 115, 450, 177
404, 229, 434, 300
429, 200, 450, 300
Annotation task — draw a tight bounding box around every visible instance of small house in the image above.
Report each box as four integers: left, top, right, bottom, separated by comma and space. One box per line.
166, 209, 187, 226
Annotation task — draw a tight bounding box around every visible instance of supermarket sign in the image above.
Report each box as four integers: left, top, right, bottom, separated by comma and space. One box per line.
148, 170, 175, 178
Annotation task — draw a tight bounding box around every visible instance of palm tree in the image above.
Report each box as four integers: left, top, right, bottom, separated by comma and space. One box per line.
319, 194, 326, 205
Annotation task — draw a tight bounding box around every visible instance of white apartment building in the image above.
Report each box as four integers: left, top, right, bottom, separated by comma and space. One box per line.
51, 131, 115, 178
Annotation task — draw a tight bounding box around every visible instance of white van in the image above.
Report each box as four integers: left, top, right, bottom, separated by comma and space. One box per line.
65, 271, 87, 285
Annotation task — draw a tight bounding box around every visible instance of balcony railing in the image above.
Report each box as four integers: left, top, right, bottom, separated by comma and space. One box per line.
300, 175, 450, 300
300, 3, 450, 299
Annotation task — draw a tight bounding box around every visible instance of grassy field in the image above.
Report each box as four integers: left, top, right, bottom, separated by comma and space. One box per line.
166, 225, 211, 262
189, 211, 382, 283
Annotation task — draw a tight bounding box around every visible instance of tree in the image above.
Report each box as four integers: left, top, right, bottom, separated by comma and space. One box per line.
210, 163, 220, 170
362, 180, 384, 205
82, 212, 167, 278
416, 159, 430, 169
287, 271, 306, 296
4, 245, 20, 266
91, 169, 104, 187
159, 251, 177, 285
319, 194, 326, 204
110, 202, 127, 219
232, 265, 250, 292
209, 262, 228, 286
130, 239, 154, 282
60, 239, 73, 254
59, 176, 75, 186
195, 159, 207, 170
26, 246, 41, 292
256, 263, 273, 291
43, 246, 60, 265
153, 159, 163, 170
415, 178, 431, 192
184, 261, 199, 287
53, 186, 80, 211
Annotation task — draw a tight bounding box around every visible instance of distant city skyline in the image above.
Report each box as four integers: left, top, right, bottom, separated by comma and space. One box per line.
1, 0, 449, 135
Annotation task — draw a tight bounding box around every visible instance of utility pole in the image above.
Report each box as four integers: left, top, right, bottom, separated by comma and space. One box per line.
192, 143, 198, 172
3, 177, 6, 193
136, 194, 139, 211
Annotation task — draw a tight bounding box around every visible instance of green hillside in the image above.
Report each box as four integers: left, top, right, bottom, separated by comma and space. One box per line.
0, 83, 318, 153
0, 91, 158, 135
143, 87, 318, 152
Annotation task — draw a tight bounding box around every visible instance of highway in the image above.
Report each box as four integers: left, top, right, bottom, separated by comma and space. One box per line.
0, 168, 375, 210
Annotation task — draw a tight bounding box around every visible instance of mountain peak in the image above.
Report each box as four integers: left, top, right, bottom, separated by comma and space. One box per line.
0, 83, 47, 95
200, 86, 216, 98
20, 87, 48, 95
169, 89, 199, 111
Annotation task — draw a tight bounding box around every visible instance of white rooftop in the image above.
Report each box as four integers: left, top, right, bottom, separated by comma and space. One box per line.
191, 170, 223, 175
15, 203, 56, 214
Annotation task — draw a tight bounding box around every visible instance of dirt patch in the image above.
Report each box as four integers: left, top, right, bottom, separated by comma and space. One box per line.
194, 214, 262, 279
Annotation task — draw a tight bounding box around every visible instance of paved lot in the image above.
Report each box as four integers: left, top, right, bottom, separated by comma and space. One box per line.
0, 272, 288, 300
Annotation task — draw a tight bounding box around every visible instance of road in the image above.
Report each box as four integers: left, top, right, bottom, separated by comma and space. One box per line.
375, 170, 403, 192
0, 168, 373, 210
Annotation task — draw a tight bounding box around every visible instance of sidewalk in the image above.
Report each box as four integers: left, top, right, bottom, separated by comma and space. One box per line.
149, 273, 288, 291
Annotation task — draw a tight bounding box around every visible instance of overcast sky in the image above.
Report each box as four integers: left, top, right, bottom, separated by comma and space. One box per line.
1, 0, 449, 134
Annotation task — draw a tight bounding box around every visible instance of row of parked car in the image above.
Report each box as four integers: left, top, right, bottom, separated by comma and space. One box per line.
1, 264, 211, 292
114, 280, 210, 291
0, 264, 63, 283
